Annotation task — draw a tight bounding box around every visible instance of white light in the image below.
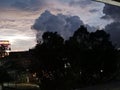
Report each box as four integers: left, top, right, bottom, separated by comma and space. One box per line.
100, 69, 103, 73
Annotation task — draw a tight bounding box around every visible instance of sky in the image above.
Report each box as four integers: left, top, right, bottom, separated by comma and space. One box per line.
0, 0, 120, 51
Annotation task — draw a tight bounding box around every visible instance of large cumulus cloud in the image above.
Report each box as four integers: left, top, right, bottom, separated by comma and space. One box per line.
0, 0, 106, 27
32, 10, 96, 40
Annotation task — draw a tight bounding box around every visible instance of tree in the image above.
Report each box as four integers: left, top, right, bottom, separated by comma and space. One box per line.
31, 32, 65, 90
0, 67, 11, 83
89, 30, 117, 77
31, 26, 118, 89
65, 26, 117, 85
0, 45, 6, 58
34, 32, 64, 72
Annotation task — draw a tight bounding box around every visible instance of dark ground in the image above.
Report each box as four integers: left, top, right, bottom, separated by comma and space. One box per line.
78, 81, 120, 90
4, 87, 40, 90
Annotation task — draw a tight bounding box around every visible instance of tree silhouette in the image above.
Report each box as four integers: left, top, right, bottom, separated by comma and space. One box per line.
89, 30, 117, 77
31, 32, 65, 90
31, 26, 118, 89
0, 45, 6, 58
0, 67, 12, 84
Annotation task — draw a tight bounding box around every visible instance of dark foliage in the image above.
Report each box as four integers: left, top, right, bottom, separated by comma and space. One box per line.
31, 26, 118, 90
0, 67, 12, 83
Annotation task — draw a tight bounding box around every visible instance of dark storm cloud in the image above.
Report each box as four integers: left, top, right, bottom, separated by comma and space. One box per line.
69, 0, 92, 7
105, 22, 120, 47
32, 10, 96, 39
0, 0, 15, 7
68, 0, 101, 14
89, 9, 99, 13
0, 0, 46, 10
11, 0, 45, 10
103, 4, 120, 47
102, 4, 120, 21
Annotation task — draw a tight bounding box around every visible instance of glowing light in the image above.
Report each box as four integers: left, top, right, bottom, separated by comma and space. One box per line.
100, 69, 103, 73
0, 40, 10, 45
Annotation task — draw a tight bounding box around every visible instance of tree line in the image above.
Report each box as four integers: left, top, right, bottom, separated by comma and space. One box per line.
29, 25, 119, 90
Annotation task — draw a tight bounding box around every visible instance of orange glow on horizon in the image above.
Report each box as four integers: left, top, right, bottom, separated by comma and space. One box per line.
0, 40, 10, 45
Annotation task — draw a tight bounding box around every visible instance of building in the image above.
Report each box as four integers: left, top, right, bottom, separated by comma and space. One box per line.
0, 40, 11, 58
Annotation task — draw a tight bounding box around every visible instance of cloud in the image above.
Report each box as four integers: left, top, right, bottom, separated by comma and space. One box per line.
0, 28, 36, 51
0, 0, 106, 27
0, 0, 108, 51
0, 0, 47, 11
89, 9, 99, 13
12, 39, 36, 51
102, 4, 120, 47
69, 0, 92, 7
11, 0, 46, 11
102, 4, 120, 21
32, 10, 96, 40
0, 0, 15, 7
105, 22, 120, 47
0, 10, 37, 51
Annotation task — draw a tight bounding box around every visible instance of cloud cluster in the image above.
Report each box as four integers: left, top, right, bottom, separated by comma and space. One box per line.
69, 0, 92, 7
0, 0, 108, 51
0, 0, 15, 7
102, 4, 120, 47
0, 0, 106, 27
105, 22, 120, 47
11, 0, 46, 11
102, 4, 120, 21
0, 0, 47, 11
32, 10, 96, 40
